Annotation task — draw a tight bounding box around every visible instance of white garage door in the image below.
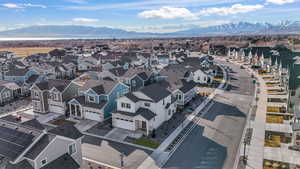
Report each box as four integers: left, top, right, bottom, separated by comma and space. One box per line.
113, 118, 135, 131
85, 111, 103, 122
49, 104, 65, 114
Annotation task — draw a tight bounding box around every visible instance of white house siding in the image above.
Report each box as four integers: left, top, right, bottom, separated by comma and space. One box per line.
193, 70, 208, 84
117, 97, 137, 113
84, 107, 104, 122
34, 137, 81, 169
48, 101, 66, 114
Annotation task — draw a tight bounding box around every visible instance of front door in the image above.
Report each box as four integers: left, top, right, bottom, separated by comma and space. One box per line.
142, 121, 147, 130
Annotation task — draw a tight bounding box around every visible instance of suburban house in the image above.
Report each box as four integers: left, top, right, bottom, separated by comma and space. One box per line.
0, 117, 83, 169
0, 85, 13, 105
112, 84, 177, 135
30, 80, 80, 114
68, 74, 130, 121
0, 80, 21, 99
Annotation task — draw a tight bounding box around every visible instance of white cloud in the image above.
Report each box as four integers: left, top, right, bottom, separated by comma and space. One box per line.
1, 3, 46, 9
72, 18, 99, 23
138, 6, 198, 20
199, 4, 264, 16
266, 0, 295, 5
65, 0, 87, 4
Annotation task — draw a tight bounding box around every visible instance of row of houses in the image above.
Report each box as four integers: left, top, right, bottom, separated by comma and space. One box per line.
29, 55, 217, 135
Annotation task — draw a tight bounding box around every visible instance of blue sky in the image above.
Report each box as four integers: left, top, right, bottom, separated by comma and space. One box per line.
0, 0, 299, 32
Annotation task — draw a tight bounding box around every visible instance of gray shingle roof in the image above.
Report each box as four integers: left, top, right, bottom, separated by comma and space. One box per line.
5, 160, 33, 169
35, 79, 71, 92
40, 153, 79, 169
22, 119, 45, 130
49, 124, 83, 140
24, 134, 56, 160
115, 108, 156, 121
140, 84, 171, 102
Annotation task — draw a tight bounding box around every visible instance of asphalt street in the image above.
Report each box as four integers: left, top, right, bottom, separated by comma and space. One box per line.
163, 59, 255, 169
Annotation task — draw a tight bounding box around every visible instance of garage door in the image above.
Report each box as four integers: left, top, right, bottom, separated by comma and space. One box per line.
85, 111, 103, 122
49, 104, 65, 114
113, 118, 135, 131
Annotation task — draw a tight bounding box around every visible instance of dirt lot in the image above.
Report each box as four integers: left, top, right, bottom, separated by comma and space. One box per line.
0, 47, 57, 58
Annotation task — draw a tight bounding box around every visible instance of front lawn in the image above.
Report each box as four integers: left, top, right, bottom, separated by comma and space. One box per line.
132, 138, 160, 149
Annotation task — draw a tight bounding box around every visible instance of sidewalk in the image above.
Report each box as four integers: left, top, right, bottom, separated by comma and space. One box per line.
138, 63, 228, 169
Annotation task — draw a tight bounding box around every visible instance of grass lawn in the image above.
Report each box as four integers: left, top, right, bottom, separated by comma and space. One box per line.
0, 47, 57, 58
132, 138, 160, 149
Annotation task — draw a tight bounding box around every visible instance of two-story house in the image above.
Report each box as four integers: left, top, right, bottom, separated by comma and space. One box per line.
112, 84, 176, 135
68, 77, 129, 121
30, 80, 80, 114
0, 85, 13, 105
0, 117, 83, 169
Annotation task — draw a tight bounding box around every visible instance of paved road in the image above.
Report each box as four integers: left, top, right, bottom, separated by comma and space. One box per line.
163, 59, 255, 169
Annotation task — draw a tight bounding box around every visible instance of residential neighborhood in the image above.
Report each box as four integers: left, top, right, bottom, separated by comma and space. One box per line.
0, 38, 300, 169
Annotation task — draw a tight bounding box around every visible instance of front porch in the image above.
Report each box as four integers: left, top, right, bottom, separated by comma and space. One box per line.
69, 103, 83, 119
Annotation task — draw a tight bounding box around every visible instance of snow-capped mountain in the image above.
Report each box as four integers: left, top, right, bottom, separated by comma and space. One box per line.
0, 21, 299, 38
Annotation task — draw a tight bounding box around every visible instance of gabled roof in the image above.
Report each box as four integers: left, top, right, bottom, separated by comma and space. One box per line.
91, 85, 105, 95
5, 159, 33, 169
49, 124, 83, 140
35, 79, 71, 92
115, 108, 156, 121
40, 153, 80, 169
139, 84, 171, 102
22, 119, 45, 130
24, 134, 56, 160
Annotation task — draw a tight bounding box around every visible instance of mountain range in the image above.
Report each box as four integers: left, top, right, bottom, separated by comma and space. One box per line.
0, 21, 299, 39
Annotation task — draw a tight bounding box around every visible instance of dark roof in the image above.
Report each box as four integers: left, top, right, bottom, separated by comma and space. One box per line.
124, 93, 140, 103
136, 108, 156, 120
140, 84, 171, 102
49, 124, 83, 140
0, 125, 35, 161
40, 153, 80, 169
137, 72, 149, 81
91, 85, 105, 95
24, 134, 56, 160
35, 79, 71, 92
109, 67, 127, 77
26, 74, 40, 84
22, 119, 45, 130
5, 160, 33, 169
115, 108, 156, 121
5, 68, 29, 76
179, 81, 197, 93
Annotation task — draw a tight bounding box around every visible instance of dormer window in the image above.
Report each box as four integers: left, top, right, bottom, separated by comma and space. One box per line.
41, 158, 47, 166
68, 143, 76, 155
88, 96, 95, 103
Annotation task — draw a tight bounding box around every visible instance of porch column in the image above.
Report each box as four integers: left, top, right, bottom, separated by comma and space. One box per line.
69, 104, 72, 117
146, 121, 149, 136
74, 104, 77, 118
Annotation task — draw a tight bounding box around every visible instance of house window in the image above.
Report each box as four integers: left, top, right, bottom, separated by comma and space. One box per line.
41, 159, 47, 166
144, 102, 150, 107
121, 103, 131, 109
68, 143, 76, 155
132, 80, 136, 87
177, 94, 182, 101
34, 91, 39, 97
88, 96, 95, 103
163, 99, 165, 105
168, 109, 171, 116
